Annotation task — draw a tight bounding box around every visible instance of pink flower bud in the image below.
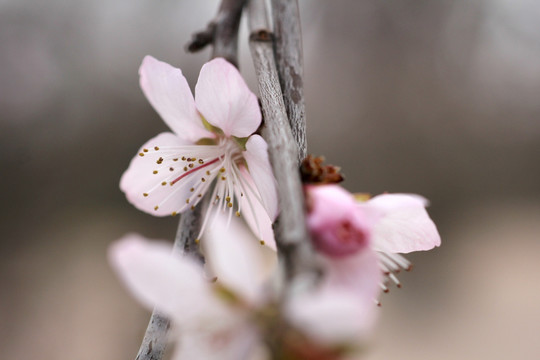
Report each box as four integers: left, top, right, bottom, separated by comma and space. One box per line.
306, 185, 373, 257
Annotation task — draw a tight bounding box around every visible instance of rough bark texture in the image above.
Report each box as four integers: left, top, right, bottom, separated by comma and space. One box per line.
248, 0, 316, 279
271, 0, 307, 162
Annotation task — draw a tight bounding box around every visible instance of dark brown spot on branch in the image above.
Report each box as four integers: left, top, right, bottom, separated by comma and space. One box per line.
249, 29, 274, 42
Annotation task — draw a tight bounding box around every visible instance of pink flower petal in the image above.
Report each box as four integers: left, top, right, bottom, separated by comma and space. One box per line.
139, 56, 213, 142
120, 132, 200, 217
108, 234, 223, 325
195, 58, 261, 138
364, 193, 441, 253
243, 135, 279, 220
286, 281, 377, 345
203, 215, 277, 305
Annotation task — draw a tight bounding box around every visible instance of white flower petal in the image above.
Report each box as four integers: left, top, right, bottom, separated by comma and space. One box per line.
108, 234, 223, 325
236, 165, 276, 250
320, 249, 382, 301
243, 135, 279, 220
286, 283, 377, 346
365, 194, 441, 253
203, 215, 277, 305
173, 324, 261, 360
120, 132, 212, 217
139, 56, 213, 142
195, 58, 261, 138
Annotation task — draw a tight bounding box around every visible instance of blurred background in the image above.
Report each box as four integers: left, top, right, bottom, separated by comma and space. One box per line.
1, 0, 540, 358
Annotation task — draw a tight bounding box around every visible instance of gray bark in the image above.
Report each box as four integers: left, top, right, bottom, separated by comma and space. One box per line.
248, 0, 317, 279
271, 0, 307, 162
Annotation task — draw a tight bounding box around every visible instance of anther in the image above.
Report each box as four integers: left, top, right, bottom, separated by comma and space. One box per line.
169, 167, 174, 172
259, 240, 265, 245
190, 187, 195, 192
183, 167, 188, 171
221, 176, 226, 181
154, 146, 160, 151
154, 206, 159, 211
161, 182, 167, 186
198, 159, 204, 164
156, 157, 163, 164
235, 211, 240, 217
173, 158, 178, 162
171, 211, 177, 216
220, 167, 226, 173
186, 157, 191, 162
153, 170, 158, 174
191, 205, 195, 210
206, 171, 211, 176
225, 196, 231, 202
186, 199, 190, 204
143, 193, 148, 197
227, 203, 232, 208
195, 238, 200, 244
188, 163, 194, 168
181, 156, 186, 161
201, 177, 206, 182
139, 153, 145, 157
197, 194, 202, 197
143, 148, 149, 152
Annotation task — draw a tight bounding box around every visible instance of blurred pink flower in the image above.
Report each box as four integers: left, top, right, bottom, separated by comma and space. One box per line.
306, 184, 374, 257
110, 215, 377, 359
120, 56, 277, 247
306, 184, 441, 296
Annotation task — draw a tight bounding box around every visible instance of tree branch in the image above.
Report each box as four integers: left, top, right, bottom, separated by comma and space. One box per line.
271, 0, 307, 162
186, 0, 247, 67
247, 0, 316, 279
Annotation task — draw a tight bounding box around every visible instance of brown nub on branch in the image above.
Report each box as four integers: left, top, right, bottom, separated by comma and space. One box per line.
186, 23, 216, 52
300, 155, 344, 184
249, 29, 274, 42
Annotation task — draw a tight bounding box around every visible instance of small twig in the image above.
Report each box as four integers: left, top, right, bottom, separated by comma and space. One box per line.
271, 0, 307, 162
186, 0, 247, 67
135, 207, 203, 360
247, 0, 316, 279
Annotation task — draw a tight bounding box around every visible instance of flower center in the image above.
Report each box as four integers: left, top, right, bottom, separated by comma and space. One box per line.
139, 135, 267, 244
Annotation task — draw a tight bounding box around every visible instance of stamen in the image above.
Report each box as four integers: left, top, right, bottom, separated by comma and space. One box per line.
154, 146, 160, 151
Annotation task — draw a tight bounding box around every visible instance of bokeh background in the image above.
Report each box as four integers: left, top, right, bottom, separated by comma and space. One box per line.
2, 0, 540, 359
